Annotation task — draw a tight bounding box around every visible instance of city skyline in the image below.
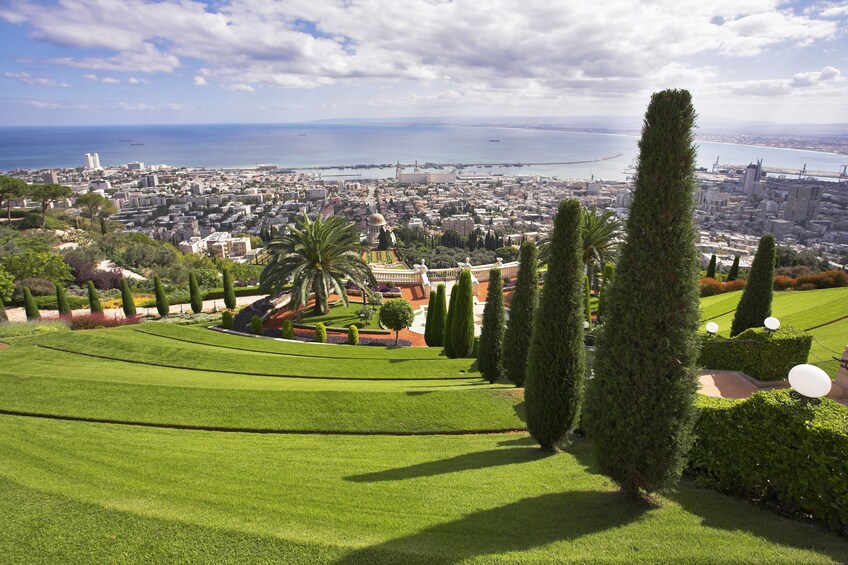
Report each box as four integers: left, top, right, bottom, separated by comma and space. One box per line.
1, 0, 847, 126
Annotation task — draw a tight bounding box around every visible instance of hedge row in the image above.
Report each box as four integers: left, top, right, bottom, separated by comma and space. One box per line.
699, 277, 746, 297
690, 392, 848, 533
203, 286, 265, 301
698, 325, 812, 381
775, 270, 848, 291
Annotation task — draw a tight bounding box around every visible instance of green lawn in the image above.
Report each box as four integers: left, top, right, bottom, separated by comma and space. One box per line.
1, 416, 847, 564
698, 287, 848, 376
299, 300, 384, 330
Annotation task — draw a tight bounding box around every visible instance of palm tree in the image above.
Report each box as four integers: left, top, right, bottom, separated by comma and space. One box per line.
260, 213, 377, 316
539, 206, 621, 284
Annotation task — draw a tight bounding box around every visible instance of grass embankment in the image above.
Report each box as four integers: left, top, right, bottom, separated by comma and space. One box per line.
0, 326, 520, 433
1, 416, 847, 564
700, 287, 848, 376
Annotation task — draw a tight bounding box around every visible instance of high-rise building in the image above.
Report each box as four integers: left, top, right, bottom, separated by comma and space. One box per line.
84, 153, 102, 170
743, 160, 764, 197
41, 171, 58, 184
783, 184, 822, 223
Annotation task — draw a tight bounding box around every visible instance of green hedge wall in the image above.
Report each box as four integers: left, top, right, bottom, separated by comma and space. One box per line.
32, 294, 88, 310
203, 286, 265, 300
690, 392, 848, 533
698, 325, 812, 381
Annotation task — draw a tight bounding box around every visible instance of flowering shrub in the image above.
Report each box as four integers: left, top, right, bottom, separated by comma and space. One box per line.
794, 270, 848, 290
699, 277, 746, 297
68, 313, 141, 330
773, 275, 795, 291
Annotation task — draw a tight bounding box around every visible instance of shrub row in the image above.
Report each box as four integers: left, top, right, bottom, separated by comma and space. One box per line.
698, 325, 812, 381
774, 270, 848, 291
699, 277, 746, 297
690, 392, 848, 533
66, 313, 142, 330
203, 286, 265, 301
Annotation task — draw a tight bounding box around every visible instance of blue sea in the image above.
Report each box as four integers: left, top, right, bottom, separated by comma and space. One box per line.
0, 123, 844, 181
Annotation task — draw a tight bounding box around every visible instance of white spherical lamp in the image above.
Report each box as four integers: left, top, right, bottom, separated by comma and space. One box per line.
705, 322, 719, 335
764, 317, 780, 331
583, 321, 590, 330
788, 364, 831, 400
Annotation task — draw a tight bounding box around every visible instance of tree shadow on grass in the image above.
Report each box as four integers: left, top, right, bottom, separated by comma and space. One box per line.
334, 490, 647, 564
670, 480, 848, 563
345, 447, 549, 482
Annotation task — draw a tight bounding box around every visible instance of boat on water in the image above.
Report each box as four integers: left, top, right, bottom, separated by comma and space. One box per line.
131, 143, 144, 146
488, 139, 500, 142
119, 139, 133, 142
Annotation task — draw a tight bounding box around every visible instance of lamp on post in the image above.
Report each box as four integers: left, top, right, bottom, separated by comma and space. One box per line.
764, 317, 780, 332
788, 364, 831, 406
705, 322, 719, 335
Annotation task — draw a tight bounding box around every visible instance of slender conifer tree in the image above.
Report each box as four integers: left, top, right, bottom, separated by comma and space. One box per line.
154, 276, 169, 318
222, 268, 237, 310
450, 269, 475, 358
189, 272, 203, 314
55, 283, 71, 316
87, 281, 103, 314
478, 268, 505, 383
730, 234, 776, 337
525, 199, 585, 450
23, 287, 40, 320
503, 241, 539, 386
586, 90, 701, 498
424, 290, 437, 346
726, 255, 740, 282
705, 254, 717, 279
120, 278, 136, 317
431, 283, 447, 346
443, 283, 459, 357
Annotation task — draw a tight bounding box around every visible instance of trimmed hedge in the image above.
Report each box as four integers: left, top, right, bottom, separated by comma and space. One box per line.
221, 310, 234, 329
280, 319, 294, 339
690, 392, 848, 533
698, 325, 812, 381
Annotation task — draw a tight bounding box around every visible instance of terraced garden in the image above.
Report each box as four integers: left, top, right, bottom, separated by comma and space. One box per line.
700, 287, 848, 376
1, 323, 847, 562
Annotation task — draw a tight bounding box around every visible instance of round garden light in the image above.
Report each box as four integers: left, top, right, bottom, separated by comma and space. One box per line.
705, 322, 719, 335
788, 364, 831, 405
583, 321, 590, 330
764, 316, 780, 331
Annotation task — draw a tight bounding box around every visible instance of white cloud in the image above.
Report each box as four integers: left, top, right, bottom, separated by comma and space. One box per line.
4, 71, 70, 87
25, 99, 191, 111
193, 75, 208, 86
223, 83, 256, 92
819, 3, 848, 18
100, 77, 120, 84
81, 73, 121, 84
127, 76, 149, 85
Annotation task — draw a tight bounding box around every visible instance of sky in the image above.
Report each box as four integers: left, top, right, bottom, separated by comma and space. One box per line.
0, 0, 847, 127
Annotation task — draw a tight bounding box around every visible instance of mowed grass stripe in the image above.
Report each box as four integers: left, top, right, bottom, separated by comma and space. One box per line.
0, 347, 493, 392
133, 324, 450, 360
18, 330, 477, 380
1, 417, 846, 564
0, 374, 525, 433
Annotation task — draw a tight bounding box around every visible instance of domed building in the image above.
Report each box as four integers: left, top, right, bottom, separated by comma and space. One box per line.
367, 212, 387, 246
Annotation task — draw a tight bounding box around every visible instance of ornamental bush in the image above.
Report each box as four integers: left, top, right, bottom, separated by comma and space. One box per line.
449, 270, 475, 358
55, 283, 71, 316
347, 324, 359, 345
87, 281, 103, 314
314, 322, 327, 342
525, 199, 585, 450
154, 276, 169, 318
690, 392, 848, 533
730, 234, 775, 337
586, 89, 701, 498
477, 268, 505, 383
222, 268, 237, 310
380, 297, 415, 346
281, 319, 294, 339
503, 241, 539, 386
120, 278, 136, 317
189, 272, 203, 314
23, 287, 40, 320
705, 254, 717, 279
424, 289, 437, 346
698, 325, 811, 381
251, 315, 264, 335
221, 310, 234, 329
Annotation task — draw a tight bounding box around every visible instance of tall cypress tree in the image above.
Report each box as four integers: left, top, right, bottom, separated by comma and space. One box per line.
154, 276, 169, 318
478, 268, 505, 383
443, 283, 459, 357
222, 268, 237, 310
55, 283, 71, 316
431, 283, 446, 346
87, 281, 103, 314
120, 278, 136, 317
584, 276, 592, 329
450, 269, 475, 358
726, 255, 740, 282
597, 263, 615, 322
585, 90, 701, 498
730, 234, 776, 337
189, 272, 203, 314
23, 287, 40, 320
525, 199, 585, 451
705, 254, 717, 279
503, 241, 539, 386
424, 289, 437, 346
